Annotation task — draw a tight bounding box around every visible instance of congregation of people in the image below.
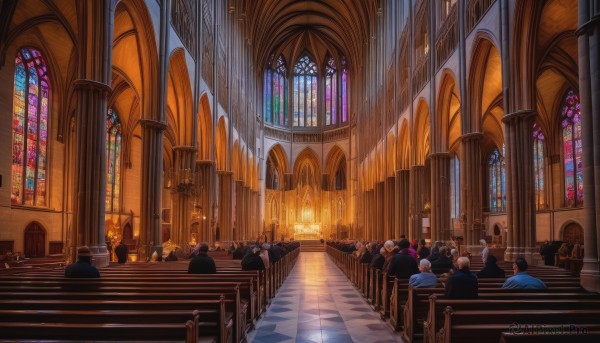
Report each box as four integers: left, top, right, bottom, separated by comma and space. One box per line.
328, 237, 547, 299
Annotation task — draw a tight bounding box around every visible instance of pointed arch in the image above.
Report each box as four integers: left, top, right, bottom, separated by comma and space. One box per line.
397, 119, 411, 170
232, 140, 240, 180
325, 145, 347, 190
293, 147, 321, 188
197, 93, 213, 161
436, 70, 462, 152
386, 132, 396, 177
215, 116, 228, 171
167, 48, 193, 146
413, 100, 431, 165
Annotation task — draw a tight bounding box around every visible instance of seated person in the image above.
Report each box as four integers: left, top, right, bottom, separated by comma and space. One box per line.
409, 259, 439, 288
370, 247, 386, 270
431, 246, 454, 275
417, 239, 430, 259
445, 257, 478, 299
388, 239, 419, 279
241, 245, 265, 271
188, 243, 217, 274
477, 254, 505, 278
64, 246, 100, 278
502, 257, 547, 289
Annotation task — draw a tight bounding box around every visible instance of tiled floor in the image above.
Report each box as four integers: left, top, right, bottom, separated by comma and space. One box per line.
247, 252, 404, 343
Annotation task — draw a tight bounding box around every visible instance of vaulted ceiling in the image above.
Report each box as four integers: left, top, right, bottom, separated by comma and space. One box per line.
245, 0, 376, 72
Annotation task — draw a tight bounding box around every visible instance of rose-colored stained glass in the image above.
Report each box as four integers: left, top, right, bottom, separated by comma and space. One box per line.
106, 109, 122, 213
561, 90, 583, 207
533, 122, 546, 210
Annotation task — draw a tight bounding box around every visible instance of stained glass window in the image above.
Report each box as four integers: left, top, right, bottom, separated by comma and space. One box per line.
533, 122, 546, 210
263, 55, 288, 127
449, 155, 460, 219
11, 48, 50, 207
341, 57, 348, 123
293, 55, 318, 127
561, 89, 583, 207
106, 109, 122, 212
325, 57, 337, 126
488, 147, 506, 212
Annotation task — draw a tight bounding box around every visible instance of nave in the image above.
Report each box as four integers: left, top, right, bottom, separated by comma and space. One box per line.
249, 252, 401, 343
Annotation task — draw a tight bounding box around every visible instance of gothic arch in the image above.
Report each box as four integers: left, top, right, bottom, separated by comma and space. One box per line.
325, 145, 347, 190
413, 100, 430, 165
386, 133, 396, 177
216, 116, 228, 171
197, 93, 213, 161
293, 147, 321, 189
397, 119, 411, 170
24, 221, 46, 258
232, 140, 240, 181
436, 70, 462, 153
167, 48, 193, 146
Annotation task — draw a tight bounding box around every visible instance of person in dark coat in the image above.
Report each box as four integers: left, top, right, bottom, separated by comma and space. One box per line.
232, 242, 246, 260
477, 255, 505, 279
241, 246, 265, 271
431, 246, 454, 275
388, 240, 419, 279
115, 241, 128, 264
370, 248, 386, 270
445, 257, 478, 299
65, 246, 100, 278
188, 244, 217, 274
417, 239, 430, 259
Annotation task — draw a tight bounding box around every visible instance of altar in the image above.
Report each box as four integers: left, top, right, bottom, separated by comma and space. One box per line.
293, 223, 321, 240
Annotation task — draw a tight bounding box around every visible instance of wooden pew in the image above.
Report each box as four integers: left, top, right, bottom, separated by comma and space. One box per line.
438, 308, 600, 343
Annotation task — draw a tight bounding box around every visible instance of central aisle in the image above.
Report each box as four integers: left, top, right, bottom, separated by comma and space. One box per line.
248, 252, 403, 343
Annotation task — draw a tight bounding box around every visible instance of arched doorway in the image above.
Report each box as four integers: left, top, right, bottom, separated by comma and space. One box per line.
122, 223, 133, 240
563, 222, 584, 244
24, 222, 46, 258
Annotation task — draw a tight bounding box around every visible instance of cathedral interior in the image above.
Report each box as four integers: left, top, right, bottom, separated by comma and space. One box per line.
0, 0, 599, 294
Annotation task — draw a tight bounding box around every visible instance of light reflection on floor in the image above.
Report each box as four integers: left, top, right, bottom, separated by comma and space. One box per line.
247, 252, 403, 343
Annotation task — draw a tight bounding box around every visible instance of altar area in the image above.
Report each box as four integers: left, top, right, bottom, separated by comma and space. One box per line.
293, 223, 321, 240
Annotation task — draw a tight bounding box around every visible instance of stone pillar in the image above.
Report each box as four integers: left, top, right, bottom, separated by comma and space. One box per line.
367, 189, 375, 240
503, 111, 537, 264
217, 171, 233, 242
396, 169, 410, 239
235, 180, 244, 241
578, 0, 600, 292
243, 186, 251, 240
409, 166, 425, 241
69, 0, 115, 266
170, 146, 196, 247
139, 120, 167, 260
460, 133, 483, 250
375, 182, 385, 240
430, 153, 450, 242
384, 176, 396, 240
195, 161, 216, 243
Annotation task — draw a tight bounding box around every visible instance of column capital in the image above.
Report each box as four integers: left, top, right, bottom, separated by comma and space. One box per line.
428, 152, 450, 159
502, 109, 536, 123
460, 132, 484, 142
576, 14, 600, 36
139, 118, 168, 130
217, 170, 234, 176
196, 160, 216, 167
172, 145, 197, 152
74, 79, 112, 94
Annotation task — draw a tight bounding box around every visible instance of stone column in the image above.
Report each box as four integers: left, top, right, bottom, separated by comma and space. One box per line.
69, 0, 114, 266
375, 181, 385, 240
243, 185, 251, 240
430, 153, 450, 242
217, 171, 233, 242
367, 189, 375, 240
409, 165, 425, 241
195, 161, 216, 243
170, 146, 196, 247
138, 120, 167, 260
503, 111, 537, 263
235, 180, 244, 241
460, 133, 483, 250
578, 0, 600, 292
384, 176, 396, 240
396, 169, 410, 239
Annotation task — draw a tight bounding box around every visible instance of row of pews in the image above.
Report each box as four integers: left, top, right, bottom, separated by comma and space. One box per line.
326, 244, 600, 343
0, 243, 300, 343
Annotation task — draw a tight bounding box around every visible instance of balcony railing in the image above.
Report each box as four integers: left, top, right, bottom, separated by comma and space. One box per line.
467, 0, 497, 33
412, 52, 430, 95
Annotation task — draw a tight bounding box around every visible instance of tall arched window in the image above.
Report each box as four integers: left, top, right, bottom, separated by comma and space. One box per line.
533, 122, 546, 210
11, 48, 50, 206
341, 57, 348, 123
325, 56, 337, 126
561, 89, 583, 207
488, 147, 506, 212
106, 109, 122, 213
264, 55, 287, 127
293, 55, 318, 127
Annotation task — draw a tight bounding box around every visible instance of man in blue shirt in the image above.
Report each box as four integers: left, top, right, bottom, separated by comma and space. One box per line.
409, 259, 439, 288
502, 257, 547, 289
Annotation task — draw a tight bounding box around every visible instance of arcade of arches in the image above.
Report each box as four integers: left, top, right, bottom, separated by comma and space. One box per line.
0, 0, 599, 291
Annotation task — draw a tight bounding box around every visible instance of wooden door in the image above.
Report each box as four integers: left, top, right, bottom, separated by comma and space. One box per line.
24, 222, 46, 258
